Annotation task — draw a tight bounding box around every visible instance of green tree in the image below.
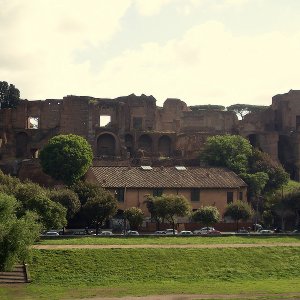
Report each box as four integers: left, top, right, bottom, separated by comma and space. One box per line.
48, 189, 80, 221
192, 206, 220, 227
144, 195, 162, 230
0, 193, 40, 271
0, 81, 21, 109
155, 194, 191, 234
71, 181, 101, 205
224, 200, 253, 232
227, 104, 268, 119
124, 207, 144, 231
40, 134, 93, 185
249, 149, 289, 193
200, 135, 253, 174
82, 189, 117, 235
14, 182, 67, 230
189, 105, 225, 111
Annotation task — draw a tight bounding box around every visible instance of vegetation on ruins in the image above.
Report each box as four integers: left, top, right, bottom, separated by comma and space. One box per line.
192, 206, 220, 227
224, 200, 253, 231
227, 104, 268, 119
189, 104, 225, 111
201, 134, 289, 228
82, 189, 118, 235
200, 135, 253, 174
124, 207, 144, 231
39, 134, 93, 185
0, 81, 21, 109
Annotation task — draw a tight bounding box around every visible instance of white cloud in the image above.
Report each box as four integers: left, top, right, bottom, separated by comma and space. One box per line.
0, 0, 131, 99
134, 0, 172, 16
94, 21, 300, 106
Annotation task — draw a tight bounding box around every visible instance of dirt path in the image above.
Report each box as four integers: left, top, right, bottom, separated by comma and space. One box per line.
79, 292, 300, 300
33, 242, 300, 249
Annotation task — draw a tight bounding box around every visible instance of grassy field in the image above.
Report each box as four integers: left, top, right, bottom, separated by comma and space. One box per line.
1, 246, 300, 299
37, 235, 300, 245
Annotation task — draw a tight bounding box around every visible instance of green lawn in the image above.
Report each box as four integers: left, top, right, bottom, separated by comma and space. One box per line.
37, 235, 300, 245
1, 247, 300, 299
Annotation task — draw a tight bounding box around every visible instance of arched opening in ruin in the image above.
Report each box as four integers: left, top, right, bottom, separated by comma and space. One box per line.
278, 135, 297, 179
125, 134, 134, 158
138, 134, 152, 153
97, 133, 116, 157
15, 132, 29, 158
158, 135, 172, 157
248, 134, 261, 150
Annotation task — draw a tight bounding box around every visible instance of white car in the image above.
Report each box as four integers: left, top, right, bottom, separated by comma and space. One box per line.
100, 231, 113, 236
193, 227, 215, 235
164, 229, 178, 235
179, 230, 193, 235
127, 230, 139, 235
259, 229, 274, 234
45, 231, 59, 236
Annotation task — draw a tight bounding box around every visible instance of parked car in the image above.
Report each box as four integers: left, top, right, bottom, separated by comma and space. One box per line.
259, 229, 274, 234
127, 230, 139, 236
292, 229, 300, 233
193, 227, 215, 235
178, 230, 193, 235
44, 231, 59, 236
99, 231, 113, 236
164, 229, 178, 235
154, 231, 166, 235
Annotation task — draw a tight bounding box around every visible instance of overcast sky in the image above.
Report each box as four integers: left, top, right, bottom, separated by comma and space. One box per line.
1, 0, 300, 107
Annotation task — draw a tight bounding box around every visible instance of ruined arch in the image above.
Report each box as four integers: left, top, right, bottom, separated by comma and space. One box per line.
125, 134, 134, 158
97, 133, 116, 157
158, 135, 172, 157
15, 132, 29, 158
248, 134, 262, 150
138, 134, 152, 153
278, 135, 297, 179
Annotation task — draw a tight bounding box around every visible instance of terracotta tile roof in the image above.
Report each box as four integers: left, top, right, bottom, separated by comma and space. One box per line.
89, 166, 247, 189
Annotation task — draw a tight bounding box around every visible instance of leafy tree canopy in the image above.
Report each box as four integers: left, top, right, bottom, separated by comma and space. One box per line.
0, 193, 40, 271
71, 181, 102, 205
192, 206, 220, 227
200, 135, 253, 174
154, 194, 191, 234
124, 207, 144, 231
48, 188, 80, 221
14, 182, 67, 230
224, 200, 253, 231
226, 104, 268, 119
40, 134, 93, 185
189, 105, 225, 111
0, 81, 21, 109
249, 149, 289, 193
82, 189, 117, 235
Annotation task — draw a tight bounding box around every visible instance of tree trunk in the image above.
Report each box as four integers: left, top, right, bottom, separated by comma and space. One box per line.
236, 219, 239, 232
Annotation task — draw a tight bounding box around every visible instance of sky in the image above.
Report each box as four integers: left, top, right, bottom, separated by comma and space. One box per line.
1, 0, 300, 107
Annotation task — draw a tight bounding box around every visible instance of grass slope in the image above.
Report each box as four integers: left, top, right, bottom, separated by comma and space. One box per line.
1, 247, 300, 299
38, 235, 300, 245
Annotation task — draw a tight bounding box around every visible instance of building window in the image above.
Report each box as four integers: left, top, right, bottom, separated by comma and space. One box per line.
115, 188, 125, 202
153, 188, 163, 197
191, 189, 200, 202
227, 192, 234, 204
99, 115, 111, 127
239, 191, 243, 200
27, 117, 39, 129
133, 117, 143, 130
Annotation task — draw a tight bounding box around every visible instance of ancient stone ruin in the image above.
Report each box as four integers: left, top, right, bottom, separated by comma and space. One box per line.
1, 90, 300, 182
